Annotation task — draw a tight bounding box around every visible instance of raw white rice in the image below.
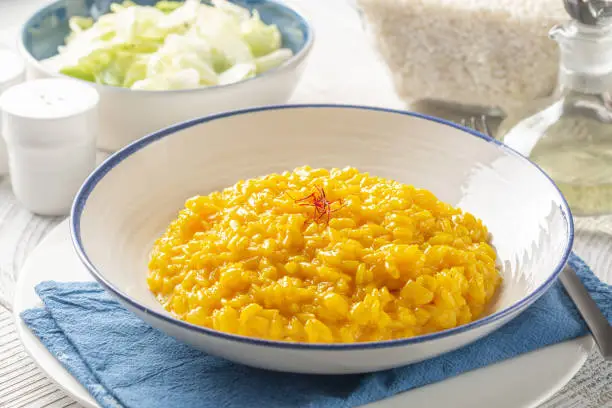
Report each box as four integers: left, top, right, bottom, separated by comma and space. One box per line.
357, 0, 568, 114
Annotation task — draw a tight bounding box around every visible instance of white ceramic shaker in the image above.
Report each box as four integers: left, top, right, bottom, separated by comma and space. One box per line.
0, 78, 99, 216
0, 48, 26, 175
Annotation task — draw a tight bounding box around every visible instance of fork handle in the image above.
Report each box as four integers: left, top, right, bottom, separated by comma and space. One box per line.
559, 265, 612, 360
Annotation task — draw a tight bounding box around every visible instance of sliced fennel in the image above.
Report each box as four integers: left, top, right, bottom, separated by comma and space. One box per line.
218, 62, 256, 85
55, 0, 294, 90
255, 48, 294, 74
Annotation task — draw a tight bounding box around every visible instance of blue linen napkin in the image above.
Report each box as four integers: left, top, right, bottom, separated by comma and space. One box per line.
21, 253, 612, 408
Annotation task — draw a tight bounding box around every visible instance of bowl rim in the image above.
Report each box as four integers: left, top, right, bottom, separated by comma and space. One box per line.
70, 104, 575, 350
17, 0, 314, 94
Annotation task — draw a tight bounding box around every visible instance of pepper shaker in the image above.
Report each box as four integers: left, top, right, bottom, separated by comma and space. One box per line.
0, 48, 26, 175
0, 78, 99, 216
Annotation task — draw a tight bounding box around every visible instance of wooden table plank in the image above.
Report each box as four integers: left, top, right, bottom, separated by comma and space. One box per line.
0, 308, 82, 408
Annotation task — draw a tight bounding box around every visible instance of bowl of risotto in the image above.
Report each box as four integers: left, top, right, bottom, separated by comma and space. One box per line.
71, 104, 573, 374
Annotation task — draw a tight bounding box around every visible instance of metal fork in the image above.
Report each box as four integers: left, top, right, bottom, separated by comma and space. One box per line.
460, 115, 493, 137
461, 115, 612, 361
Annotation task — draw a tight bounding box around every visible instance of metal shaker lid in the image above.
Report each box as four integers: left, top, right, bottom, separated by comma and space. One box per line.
564, 0, 612, 25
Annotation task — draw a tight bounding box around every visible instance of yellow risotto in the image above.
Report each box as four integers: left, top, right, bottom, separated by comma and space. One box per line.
147, 166, 502, 343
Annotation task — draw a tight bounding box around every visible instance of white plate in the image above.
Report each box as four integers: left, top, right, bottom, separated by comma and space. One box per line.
14, 219, 594, 408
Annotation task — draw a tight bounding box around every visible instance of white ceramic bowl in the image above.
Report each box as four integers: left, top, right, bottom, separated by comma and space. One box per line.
71, 105, 573, 374
18, 0, 313, 152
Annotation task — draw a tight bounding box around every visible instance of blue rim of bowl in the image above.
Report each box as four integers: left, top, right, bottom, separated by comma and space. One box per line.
18, 0, 314, 94
70, 104, 575, 350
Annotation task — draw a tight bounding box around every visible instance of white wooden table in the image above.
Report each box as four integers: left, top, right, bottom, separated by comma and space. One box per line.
0, 0, 611, 407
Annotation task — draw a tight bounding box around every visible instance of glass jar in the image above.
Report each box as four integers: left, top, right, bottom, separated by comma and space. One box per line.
497, 18, 612, 216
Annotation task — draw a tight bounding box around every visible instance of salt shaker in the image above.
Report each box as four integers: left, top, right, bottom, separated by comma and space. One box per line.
0, 78, 99, 216
0, 48, 26, 175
